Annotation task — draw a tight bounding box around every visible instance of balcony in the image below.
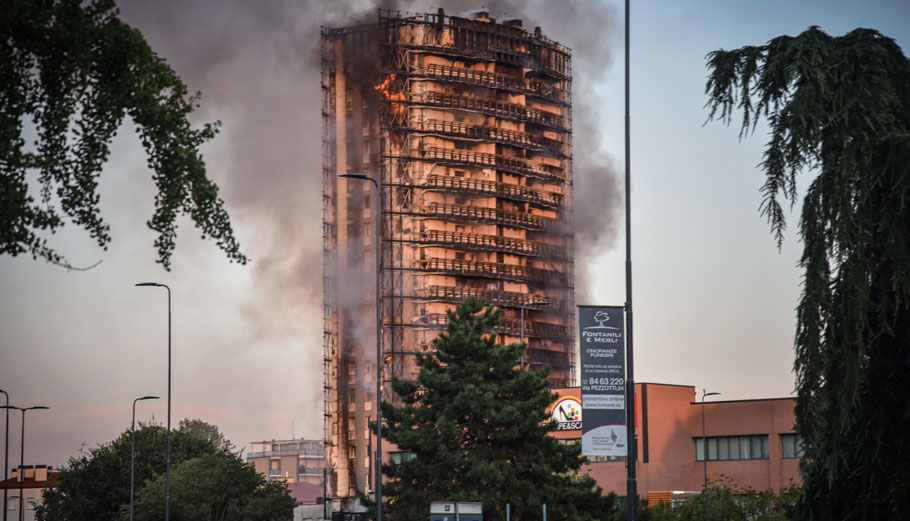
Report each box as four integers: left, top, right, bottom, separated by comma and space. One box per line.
379, 10, 570, 79
407, 119, 566, 157
409, 230, 567, 259
418, 174, 562, 208
420, 285, 560, 309
415, 257, 569, 286
410, 91, 565, 130
390, 203, 554, 231
413, 313, 571, 341
409, 64, 568, 105
398, 146, 565, 183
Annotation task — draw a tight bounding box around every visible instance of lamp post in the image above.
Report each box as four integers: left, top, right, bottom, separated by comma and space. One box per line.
701, 390, 720, 521
0, 389, 9, 521
339, 173, 383, 521
135, 282, 171, 521
0, 405, 49, 521
519, 300, 550, 369
0, 389, 8, 521
130, 396, 159, 521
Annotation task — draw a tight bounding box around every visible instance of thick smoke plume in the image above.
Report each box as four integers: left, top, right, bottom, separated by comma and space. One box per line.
116, 0, 621, 433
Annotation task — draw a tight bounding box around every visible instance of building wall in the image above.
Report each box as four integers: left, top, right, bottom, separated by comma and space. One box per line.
322, 9, 575, 505
551, 384, 801, 499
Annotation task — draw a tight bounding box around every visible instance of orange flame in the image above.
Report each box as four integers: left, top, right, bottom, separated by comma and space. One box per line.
375, 74, 407, 119
374, 74, 406, 149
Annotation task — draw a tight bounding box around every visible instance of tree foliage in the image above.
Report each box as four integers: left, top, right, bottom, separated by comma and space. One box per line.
705, 27, 910, 520
1, 0, 247, 269
378, 298, 614, 521
133, 453, 295, 521
627, 478, 799, 521
36, 419, 291, 521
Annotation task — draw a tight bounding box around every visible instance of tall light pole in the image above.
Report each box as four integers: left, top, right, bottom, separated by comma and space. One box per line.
623, 0, 638, 518
0, 389, 8, 521
135, 282, 171, 521
0, 405, 49, 521
519, 300, 550, 369
130, 396, 159, 521
701, 390, 720, 521
339, 173, 382, 521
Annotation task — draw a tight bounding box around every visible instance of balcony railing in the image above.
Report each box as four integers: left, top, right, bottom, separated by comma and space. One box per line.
410, 91, 565, 130
398, 146, 565, 182
418, 175, 562, 208
420, 285, 558, 309
413, 313, 571, 341
408, 230, 567, 259
409, 119, 566, 157
415, 258, 569, 286
408, 64, 567, 105
390, 203, 553, 231
379, 10, 570, 79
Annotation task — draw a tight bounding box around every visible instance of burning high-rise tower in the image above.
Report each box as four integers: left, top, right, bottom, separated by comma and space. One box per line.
322, 9, 574, 509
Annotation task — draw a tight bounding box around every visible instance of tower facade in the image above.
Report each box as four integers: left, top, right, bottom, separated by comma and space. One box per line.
322, 9, 574, 507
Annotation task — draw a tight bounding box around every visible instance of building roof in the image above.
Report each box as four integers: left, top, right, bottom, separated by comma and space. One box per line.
0, 472, 60, 489
286, 481, 325, 505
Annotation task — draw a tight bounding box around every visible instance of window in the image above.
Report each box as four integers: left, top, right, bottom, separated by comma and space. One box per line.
26, 500, 37, 511
269, 459, 281, 475
390, 451, 416, 465
6, 499, 14, 511
695, 435, 769, 461
781, 434, 804, 459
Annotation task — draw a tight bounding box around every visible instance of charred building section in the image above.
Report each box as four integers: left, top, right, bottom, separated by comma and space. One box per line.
322, 9, 574, 507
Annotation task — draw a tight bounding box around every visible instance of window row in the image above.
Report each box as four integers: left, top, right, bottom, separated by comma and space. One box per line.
696, 435, 769, 461
695, 433, 804, 461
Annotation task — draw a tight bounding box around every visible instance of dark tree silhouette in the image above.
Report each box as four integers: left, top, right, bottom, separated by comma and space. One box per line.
705, 27, 910, 520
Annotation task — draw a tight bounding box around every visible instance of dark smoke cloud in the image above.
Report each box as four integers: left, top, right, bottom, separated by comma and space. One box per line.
115, 0, 621, 410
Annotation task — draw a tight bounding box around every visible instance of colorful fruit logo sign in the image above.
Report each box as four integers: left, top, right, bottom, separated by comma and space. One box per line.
578, 305, 627, 457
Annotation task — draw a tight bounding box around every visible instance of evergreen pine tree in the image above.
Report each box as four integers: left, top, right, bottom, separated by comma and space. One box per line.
379, 298, 614, 521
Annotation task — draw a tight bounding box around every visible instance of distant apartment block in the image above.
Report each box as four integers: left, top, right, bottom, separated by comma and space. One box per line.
0, 465, 60, 521
247, 439, 326, 504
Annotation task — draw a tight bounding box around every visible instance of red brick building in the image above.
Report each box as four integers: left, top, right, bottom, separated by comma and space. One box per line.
549, 383, 802, 502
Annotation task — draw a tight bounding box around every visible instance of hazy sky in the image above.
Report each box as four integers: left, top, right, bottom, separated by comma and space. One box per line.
1, 0, 908, 469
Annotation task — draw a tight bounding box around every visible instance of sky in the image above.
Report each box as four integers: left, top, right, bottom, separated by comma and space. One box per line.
1, 0, 908, 470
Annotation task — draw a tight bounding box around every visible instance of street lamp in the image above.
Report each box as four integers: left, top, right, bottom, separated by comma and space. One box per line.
701, 390, 720, 521
0, 389, 8, 521
339, 173, 383, 521
130, 396, 159, 521
135, 282, 172, 521
519, 300, 550, 369
0, 405, 49, 521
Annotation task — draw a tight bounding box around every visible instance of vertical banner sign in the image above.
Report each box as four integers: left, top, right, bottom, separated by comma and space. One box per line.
578, 305, 627, 456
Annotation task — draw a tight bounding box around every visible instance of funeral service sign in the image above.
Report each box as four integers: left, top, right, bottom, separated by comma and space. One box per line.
578, 305, 627, 457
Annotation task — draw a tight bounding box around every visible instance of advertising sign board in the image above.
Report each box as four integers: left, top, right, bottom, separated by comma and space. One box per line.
578, 305, 627, 456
